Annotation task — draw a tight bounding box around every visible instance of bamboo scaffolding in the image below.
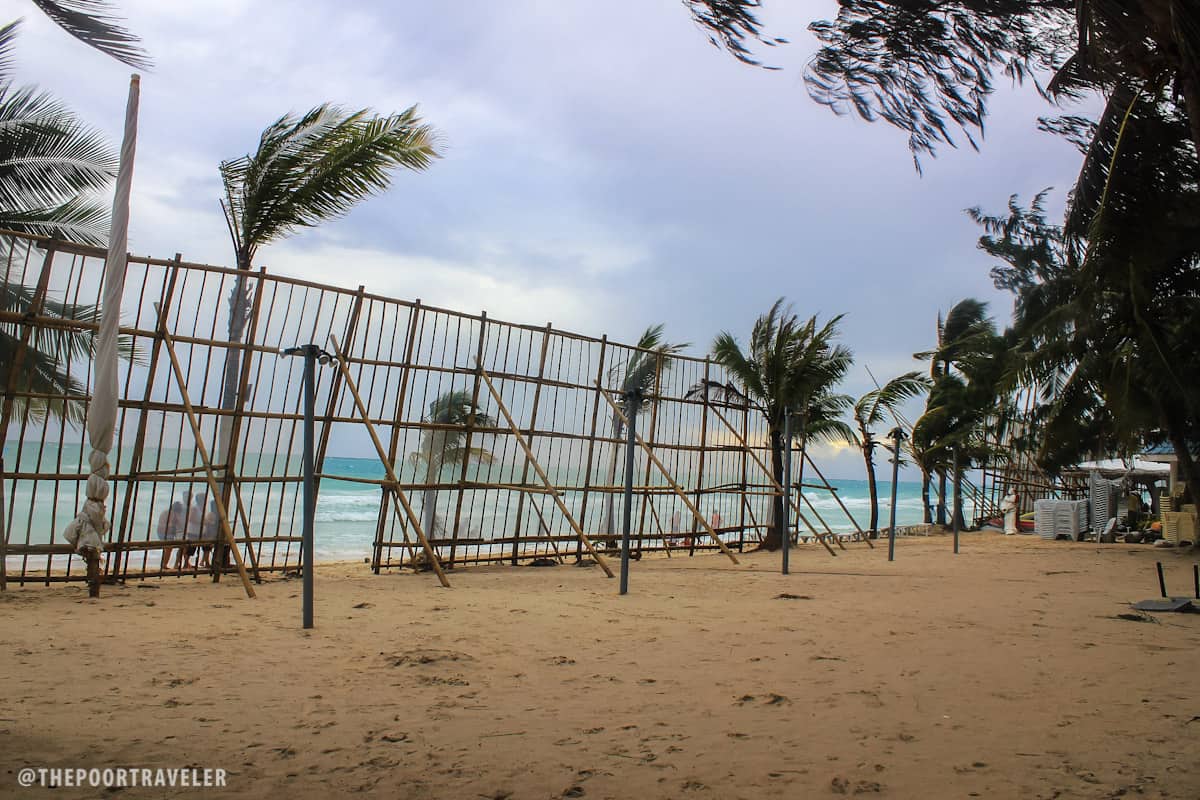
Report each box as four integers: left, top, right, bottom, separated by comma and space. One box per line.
477, 365, 614, 578
155, 305, 256, 599
706, 405, 837, 557
597, 385, 739, 564
328, 335, 450, 588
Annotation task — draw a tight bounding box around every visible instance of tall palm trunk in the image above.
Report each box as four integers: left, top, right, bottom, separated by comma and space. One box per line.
861, 441, 879, 536
920, 467, 932, 524
936, 469, 947, 525
763, 428, 784, 550
602, 411, 625, 538
215, 265, 252, 467
421, 455, 439, 539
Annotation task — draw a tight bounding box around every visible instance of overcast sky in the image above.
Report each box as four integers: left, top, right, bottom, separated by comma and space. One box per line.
5, 0, 1091, 476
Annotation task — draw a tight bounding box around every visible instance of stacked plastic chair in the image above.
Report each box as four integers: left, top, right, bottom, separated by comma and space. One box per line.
1034, 499, 1060, 540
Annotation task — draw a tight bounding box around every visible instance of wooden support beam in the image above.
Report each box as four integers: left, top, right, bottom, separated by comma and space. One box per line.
707, 405, 837, 557
154, 305, 256, 599
597, 385, 739, 564
328, 335, 450, 588
477, 365, 615, 578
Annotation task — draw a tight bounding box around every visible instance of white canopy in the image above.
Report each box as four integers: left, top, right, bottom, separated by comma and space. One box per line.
1064, 458, 1170, 480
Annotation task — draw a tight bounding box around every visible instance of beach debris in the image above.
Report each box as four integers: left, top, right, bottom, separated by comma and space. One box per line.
562, 786, 585, 797
764, 693, 790, 705
1128, 599, 1196, 613
528, 557, 557, 567
1112, 612, 1159, 623
386, 649, 474, 667
776, 593, 813, 600
575, 558, 597, 568
352, 602, 372, 609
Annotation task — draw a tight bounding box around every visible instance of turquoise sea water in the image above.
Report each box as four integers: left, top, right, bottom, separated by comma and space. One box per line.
3, 445, 931, 568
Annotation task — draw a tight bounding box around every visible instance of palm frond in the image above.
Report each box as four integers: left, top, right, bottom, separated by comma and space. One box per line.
222, 104, 441, 267
30, 0, 150, 68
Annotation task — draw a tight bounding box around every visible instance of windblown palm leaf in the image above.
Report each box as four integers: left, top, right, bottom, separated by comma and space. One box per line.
220, 104, 440, 270
30, 0, 149, 68
0, 258, 137, 423
0, 21, 115, 245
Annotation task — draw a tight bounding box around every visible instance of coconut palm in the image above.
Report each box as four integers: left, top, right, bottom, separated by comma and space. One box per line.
707, 299, 853, 550
409, 390, 496, 538
601, 325, 688, 538
851, 371, 929, 535
215, 104, 440, 463
0, 21, 115, 245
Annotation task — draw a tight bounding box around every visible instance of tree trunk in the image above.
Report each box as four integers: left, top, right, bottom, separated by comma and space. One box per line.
761, 428, 784, 550
936, 469, 947, 525
862, 441, 879, 536
920, 468, 932, 524
215, 266, 252, 468
421, 457, 439, 540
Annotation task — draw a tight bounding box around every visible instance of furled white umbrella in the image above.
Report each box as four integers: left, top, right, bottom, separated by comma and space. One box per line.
63, 75, 140, 597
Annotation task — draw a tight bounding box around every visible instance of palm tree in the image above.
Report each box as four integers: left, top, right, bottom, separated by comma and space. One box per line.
216, 104, 440, 463
915, 299, 1008, 529
0, 260, 135, 424
409, 390, 496, 538
708, 299, 853, 550
0, 21, 115, 245
601, 325, 688, 538
851, 371, 929, 535
0, 18, 127, 424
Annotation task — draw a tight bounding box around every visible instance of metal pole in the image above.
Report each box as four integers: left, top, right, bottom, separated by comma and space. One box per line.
887, 427, 904, 562
620, 390, 639, 595
952, 447, 960, 555
781, 408, 791, 575
302, 345, 316, 629
1156, 561, 1167, 598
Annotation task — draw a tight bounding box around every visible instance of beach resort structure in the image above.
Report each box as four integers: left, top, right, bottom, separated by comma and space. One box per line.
0, 230, 904, 591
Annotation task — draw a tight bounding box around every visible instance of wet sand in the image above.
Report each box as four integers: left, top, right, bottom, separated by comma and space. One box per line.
2, 534, 1198, 798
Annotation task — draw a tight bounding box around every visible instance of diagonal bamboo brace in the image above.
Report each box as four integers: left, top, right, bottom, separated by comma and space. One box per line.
155, 307, 256, 599
708, 405, 838, 557
598, 385, 739, 564
329, 335, 450, 588
477, 364, 614, 578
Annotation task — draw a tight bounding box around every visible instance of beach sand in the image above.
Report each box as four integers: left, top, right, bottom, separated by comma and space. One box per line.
2, 534, 1198, 798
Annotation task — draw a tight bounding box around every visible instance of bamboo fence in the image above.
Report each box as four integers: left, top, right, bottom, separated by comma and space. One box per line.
0, 231, 866, 589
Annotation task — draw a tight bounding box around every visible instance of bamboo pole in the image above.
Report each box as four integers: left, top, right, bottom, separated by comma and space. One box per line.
690, 359, 711, 557
801, 452, 870, 547
155, 305, 256, 599
707, 405, 837, 557
109, 259, 181, 580
598, 385, 739, 564
0, 244, 55, 589
510, 323, 552, 565
328, 335, 450, 588
577, 335, 607, 561
477, 364, 614, 578
449, 313, 488, 567
376, 301, 422, 571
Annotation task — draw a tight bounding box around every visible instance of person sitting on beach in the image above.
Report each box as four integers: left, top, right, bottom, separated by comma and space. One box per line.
155, 500, 186, 571
182, 494, 206, 568
199, 500, 220, 569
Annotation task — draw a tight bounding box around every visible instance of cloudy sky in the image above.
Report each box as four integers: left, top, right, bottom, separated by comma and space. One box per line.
6, 0, 1090, 475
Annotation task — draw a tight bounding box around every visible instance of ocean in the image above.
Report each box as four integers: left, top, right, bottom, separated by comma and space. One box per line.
3, 445, 932, 569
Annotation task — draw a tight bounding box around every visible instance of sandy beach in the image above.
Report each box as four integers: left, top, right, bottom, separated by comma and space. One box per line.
2, 534, 1198, 799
